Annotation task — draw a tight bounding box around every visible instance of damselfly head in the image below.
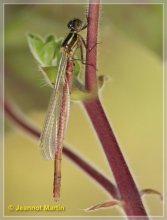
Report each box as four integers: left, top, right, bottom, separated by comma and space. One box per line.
67, 18, 83, 32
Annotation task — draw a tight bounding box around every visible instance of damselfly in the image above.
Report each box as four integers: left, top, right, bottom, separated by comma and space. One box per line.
40, 18, 87, 201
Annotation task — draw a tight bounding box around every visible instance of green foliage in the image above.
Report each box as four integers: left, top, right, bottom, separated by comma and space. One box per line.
39, 66, 57, 87
73, 60, 80, 77
27, 33, 80, 88
27, 33, 61, 66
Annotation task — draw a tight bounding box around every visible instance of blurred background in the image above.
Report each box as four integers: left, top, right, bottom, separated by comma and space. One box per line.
4, 3, 163, 217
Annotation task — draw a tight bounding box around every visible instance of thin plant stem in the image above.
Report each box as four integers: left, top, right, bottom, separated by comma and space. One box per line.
4, 100, 119, 199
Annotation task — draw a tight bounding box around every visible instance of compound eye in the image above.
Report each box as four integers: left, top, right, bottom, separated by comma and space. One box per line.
67, 20, 73, 29
73, 19, 82, 29
67, 18, 82, 31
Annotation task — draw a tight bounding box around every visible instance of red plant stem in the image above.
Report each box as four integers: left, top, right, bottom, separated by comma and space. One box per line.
85, 0, 99, 91
84, 98, 148, 217
83, 1, 148, 218
4, 100, 119, 199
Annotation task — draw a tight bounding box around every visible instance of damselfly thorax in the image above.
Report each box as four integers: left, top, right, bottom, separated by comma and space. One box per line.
61, 18, 87, 58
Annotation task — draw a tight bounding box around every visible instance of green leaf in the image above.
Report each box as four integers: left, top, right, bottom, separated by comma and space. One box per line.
73, 60, 80, 77
38, 41, 57, 66
27, 33, 44, 66
27, 33, 82, 87
27, 33, 61, 66
51, 38, 63, 65
39, 66, 58, 88
45, 35, 55, 43
97, 75, 111, 89
71, 88, 95, 101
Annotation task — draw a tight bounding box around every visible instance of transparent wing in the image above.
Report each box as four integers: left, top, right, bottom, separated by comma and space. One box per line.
40, 54, 70, 160
51, 78, 70, 157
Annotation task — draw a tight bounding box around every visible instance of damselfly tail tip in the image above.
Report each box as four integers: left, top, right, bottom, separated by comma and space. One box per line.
53, 194, 60, 202
53, 185, 61, 202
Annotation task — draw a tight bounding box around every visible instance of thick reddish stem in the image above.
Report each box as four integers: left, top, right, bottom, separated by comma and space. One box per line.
84, 98, 148, 217
85, 0, 100, 91
83, 1, 148, 218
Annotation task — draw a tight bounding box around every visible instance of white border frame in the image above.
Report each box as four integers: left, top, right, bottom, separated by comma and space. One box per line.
1, 1, 166, 219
